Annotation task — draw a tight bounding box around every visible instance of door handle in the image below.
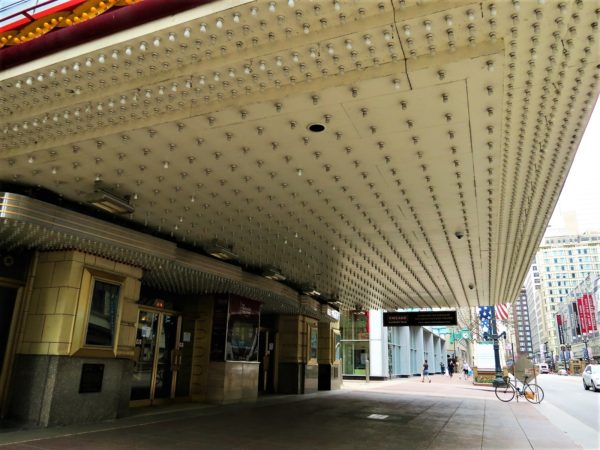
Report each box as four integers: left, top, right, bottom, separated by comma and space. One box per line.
171, 348, 182, 371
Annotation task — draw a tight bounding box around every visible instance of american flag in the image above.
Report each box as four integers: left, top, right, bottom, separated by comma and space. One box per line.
495, 303, 509, 321
479, 306, 493, 337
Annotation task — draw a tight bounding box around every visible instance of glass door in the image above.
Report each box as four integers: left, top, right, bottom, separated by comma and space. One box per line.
154, 314, 179, 400
130, 310, 181, 405
0, 286, 18, 417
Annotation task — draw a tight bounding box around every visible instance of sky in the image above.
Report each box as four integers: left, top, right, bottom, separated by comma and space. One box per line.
545, 100, 600, 237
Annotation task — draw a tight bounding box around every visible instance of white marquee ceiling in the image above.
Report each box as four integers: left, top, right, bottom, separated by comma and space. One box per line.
1, 0, 598, 311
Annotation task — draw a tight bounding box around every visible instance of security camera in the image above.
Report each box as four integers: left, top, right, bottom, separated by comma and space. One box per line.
455, 231, 464, 239
468, 283, 474, 290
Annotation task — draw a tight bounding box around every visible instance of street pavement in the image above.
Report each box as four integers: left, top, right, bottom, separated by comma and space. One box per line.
0, 372, 582, 449
534, 373, 600, 450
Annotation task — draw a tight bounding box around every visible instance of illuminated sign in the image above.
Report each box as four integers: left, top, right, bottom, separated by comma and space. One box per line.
383, 311, 457, 327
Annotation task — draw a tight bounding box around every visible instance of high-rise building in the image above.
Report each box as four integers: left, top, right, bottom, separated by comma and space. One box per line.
524, 261, 544, 359
526, 232, 600, 361
511, 289, 533, 360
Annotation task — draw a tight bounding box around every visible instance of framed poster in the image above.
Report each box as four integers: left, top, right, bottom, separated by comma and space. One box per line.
308, 326, 318, 362
333, 330, 341, 363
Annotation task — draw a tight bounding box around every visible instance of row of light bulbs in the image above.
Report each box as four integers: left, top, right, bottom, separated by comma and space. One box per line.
5, 0, 576, 134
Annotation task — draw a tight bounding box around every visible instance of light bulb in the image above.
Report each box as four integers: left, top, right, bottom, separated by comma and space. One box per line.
98, 54, 105, 64
168, 32, 176, 42
153, 37, 160, 46
125, 46, 132, 56
269, 2, 276, 12
183, 27, 191, 38
216, 18, 223, 29
200, 23, 207, 32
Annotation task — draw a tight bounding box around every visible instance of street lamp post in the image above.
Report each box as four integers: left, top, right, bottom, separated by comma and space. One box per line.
491, 307, 505, 387
582, 334, 590, 364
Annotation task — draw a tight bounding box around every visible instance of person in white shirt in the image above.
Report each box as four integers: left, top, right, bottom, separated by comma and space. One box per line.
462, 362, 470, 379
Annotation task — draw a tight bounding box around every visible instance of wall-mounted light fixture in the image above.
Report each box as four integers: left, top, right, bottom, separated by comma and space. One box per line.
263, 266, 286, 281
204, 241, 238, 261
88, 183, 134, 214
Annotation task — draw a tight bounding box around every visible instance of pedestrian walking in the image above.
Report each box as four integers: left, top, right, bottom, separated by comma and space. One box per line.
421, 360, 431, 383
440, 362, 445, 375
463, 362, 472, 379
448, 359, 454, 378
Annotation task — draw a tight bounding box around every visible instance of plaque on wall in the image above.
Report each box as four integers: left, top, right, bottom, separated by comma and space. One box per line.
79, 363, 104, 393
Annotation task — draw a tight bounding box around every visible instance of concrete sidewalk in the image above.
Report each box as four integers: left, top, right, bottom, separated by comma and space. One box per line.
0, 375, 579, 449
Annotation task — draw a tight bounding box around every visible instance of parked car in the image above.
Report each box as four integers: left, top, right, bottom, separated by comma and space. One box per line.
582, 364, 600, 391
557, 368, 568, 376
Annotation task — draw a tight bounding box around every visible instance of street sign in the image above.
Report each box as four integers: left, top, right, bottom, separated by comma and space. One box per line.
383, 311, 457, 327
506, 359, 514, 367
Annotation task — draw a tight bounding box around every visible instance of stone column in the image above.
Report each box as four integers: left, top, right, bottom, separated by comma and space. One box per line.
317, 320, 341, 390
277, 315, 318, 394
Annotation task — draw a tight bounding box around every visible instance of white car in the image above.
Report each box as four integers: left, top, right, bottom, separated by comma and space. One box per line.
582, 364, 600, 391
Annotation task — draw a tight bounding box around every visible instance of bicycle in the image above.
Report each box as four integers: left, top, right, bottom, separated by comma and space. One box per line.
494, 375, 544, 404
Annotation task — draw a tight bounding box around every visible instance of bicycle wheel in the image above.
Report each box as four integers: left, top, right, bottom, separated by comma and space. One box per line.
523, 384, 544, 404
495, 382, 515, 402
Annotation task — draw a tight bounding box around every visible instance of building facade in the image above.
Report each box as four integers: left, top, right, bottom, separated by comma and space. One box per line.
524, 262, 544, 361
527, 233, 600, 361
0, 235, 343, 427
555, 275, 600, 368
511, 289, 534, 360
340, 310, 447, 379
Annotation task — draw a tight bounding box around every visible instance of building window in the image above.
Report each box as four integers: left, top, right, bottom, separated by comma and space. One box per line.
85, 280, 121, 347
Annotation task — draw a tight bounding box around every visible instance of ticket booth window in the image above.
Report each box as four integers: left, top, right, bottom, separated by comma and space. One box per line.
85, 280, 121, 347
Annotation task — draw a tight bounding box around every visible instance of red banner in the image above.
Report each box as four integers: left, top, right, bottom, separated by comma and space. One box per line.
577, 297, 587, 334
583, 294, 596, 333
588, 294, 598, 332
